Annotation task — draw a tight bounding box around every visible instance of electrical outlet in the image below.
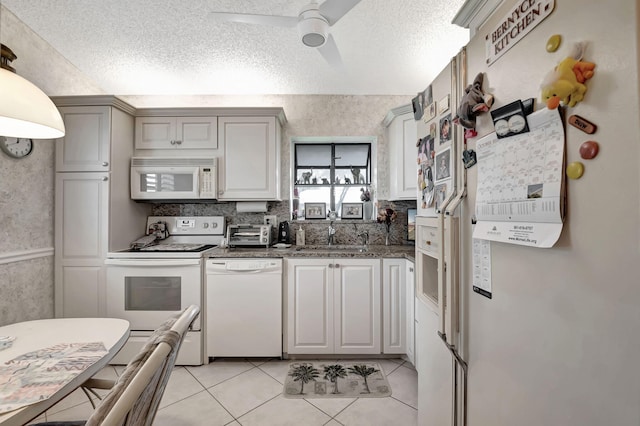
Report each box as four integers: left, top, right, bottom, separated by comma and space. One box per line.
264, 215, 278, 227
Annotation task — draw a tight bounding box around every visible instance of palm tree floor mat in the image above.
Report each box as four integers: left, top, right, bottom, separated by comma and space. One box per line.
284, 361, 391, 398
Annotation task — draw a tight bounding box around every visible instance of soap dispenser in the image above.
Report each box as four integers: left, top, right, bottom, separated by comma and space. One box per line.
296, 226, 306, 246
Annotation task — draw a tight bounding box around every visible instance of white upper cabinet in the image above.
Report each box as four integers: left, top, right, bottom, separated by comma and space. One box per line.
218, 116, 281, 201
135, 116, 217, 150
386, 105, 418, 200
56, 106, 111, 172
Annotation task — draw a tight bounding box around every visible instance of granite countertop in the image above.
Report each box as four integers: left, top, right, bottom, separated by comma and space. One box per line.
207, 244, 415, 261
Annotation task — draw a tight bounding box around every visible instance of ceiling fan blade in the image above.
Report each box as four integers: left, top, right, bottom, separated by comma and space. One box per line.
317, 34, 345, 70
319, 0, 361, 26
210, 12, 298, 28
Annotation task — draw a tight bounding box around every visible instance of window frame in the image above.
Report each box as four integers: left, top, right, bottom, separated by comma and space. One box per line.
290, 136, 377, 220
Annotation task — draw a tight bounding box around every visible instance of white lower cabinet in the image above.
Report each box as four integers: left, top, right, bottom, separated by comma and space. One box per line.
286, 258, 381, 355
382, 258, 415, 365
382, 259, 406, 354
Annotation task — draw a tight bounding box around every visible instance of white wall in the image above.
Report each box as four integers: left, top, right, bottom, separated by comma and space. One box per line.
460, 0, 640, 424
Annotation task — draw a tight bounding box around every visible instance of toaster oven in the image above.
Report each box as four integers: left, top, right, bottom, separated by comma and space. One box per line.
227, 224, 273, 247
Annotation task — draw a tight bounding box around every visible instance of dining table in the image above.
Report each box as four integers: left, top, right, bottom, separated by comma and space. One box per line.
0, 317, 130, 426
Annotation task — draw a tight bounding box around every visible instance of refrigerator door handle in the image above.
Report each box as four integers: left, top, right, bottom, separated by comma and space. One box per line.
437, 214, 447, 336
444, 215, 459, 345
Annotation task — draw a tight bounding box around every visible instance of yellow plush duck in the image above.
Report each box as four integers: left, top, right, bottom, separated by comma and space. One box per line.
541, 42, 595, 109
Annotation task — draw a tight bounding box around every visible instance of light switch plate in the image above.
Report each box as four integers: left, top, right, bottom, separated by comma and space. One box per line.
264, 215, 278, 227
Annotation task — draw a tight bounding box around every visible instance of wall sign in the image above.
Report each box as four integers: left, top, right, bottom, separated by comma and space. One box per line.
485, 0, 555, 66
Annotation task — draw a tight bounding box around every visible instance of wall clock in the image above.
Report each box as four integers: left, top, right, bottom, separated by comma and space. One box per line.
0, 136, 33, 159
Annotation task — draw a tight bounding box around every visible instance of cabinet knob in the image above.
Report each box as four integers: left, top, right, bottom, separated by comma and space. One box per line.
102, 176, 108, 181
102, 161, 109, 167
328, 264, 334, 268
170, 140, 176, 145
334, 263, 340, 268
175, 140, 182, 145
409, 267, 414, 272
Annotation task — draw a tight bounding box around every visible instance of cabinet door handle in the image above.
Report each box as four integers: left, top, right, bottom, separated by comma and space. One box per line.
102, 161, 109, 167
409, 267, 414, 272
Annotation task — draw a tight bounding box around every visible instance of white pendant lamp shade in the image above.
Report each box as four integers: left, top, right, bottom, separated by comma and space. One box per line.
0, 67, 65, 139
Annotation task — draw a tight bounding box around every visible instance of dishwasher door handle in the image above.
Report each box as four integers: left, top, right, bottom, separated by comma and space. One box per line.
206, 260, 282, 274
208, 267, 282, 274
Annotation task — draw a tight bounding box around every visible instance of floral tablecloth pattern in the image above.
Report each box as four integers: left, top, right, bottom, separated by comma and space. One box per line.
0, 342, 107, 414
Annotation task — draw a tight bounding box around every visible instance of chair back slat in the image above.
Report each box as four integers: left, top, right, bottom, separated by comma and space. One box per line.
85, 305, 200, 426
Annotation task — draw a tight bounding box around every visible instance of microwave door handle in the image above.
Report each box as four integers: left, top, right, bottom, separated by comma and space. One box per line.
195, 170, 200, 197
104, 259, 201, 267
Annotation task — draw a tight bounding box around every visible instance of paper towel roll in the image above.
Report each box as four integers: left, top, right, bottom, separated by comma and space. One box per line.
236, 201, 268, 213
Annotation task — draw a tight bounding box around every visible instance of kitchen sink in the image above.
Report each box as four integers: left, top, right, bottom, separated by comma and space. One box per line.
295, 245, 367, 253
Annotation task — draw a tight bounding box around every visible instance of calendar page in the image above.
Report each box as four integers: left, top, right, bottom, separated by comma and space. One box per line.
473, 107, 565, 247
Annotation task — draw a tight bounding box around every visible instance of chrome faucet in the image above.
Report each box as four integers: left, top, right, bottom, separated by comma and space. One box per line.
357, 230, 369, 252
328, 220, 336, 246
328, 211, 337, 246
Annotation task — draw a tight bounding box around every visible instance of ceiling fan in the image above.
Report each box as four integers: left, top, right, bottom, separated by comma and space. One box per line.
210, 0, 361, 68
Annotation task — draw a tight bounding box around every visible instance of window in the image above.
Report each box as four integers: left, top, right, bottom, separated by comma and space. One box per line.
292, 141, 373, 220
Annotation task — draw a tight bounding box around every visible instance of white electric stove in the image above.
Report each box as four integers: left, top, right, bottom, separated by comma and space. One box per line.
105, 216, 225, 365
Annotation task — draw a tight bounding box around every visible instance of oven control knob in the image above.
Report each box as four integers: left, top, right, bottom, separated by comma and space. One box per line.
212, 222, 218, 228
203, 223, 209, 228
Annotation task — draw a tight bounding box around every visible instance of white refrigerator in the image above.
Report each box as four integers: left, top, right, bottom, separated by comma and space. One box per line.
413, 51, 466, 426
413, 0, 640, 425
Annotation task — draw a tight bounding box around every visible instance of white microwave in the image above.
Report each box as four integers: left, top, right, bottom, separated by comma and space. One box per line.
130, 157, 217, 201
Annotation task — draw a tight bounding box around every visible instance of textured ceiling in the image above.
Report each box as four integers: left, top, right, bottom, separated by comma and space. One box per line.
2, 0, 469, 96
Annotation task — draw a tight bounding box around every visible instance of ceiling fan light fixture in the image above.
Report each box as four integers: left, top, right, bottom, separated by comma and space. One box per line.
298, 15, 329, 48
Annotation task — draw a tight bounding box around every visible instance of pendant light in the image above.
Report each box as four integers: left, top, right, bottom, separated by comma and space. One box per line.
0, 3, 65, 139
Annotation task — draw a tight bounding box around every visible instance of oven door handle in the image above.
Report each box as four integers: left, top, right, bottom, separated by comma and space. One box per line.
104, 259, 201, 267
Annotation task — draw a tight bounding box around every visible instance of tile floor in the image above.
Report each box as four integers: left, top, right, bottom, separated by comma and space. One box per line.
32, 357, 418, 426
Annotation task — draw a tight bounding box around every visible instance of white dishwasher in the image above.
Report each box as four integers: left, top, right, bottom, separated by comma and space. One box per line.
206, 258, 282, 358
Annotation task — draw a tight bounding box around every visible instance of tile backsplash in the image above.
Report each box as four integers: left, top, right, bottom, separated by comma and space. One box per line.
152, 199, 416, 246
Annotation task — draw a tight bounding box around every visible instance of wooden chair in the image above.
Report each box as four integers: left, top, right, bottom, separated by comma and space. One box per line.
34, 305, 200, 426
